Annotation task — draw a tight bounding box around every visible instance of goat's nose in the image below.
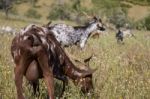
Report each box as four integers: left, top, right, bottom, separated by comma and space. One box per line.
101, 27, 105, 31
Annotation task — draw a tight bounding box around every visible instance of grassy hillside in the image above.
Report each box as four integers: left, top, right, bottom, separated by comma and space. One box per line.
0, 0, 150, 99
128, 5, 150, 21
0, 0, 147, 31
2, 0, 149, 23
14, 0, 55, 22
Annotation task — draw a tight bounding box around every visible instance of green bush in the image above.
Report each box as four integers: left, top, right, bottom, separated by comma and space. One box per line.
134, 15, 150, 30
120, 3, 132, 8
0, 0, 3, 9
134, 20, 146, 30
144, 15, 150, 30
10, 7, 18, 15
124, 0, 150, 6
47, 0, 89, 22
25, 8, 41, 19
15, 0, 28, 4
47, 5, 71, 20
109, 9, 128, 28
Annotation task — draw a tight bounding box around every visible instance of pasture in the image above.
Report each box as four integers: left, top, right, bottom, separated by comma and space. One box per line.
0, 24, 149, 98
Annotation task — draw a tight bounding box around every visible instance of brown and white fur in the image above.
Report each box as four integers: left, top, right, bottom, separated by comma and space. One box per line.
11, 24, 96, 99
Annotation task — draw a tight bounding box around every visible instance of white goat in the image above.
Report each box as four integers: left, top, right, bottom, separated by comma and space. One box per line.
0, 26, 16, 35
46, 17, 105, 48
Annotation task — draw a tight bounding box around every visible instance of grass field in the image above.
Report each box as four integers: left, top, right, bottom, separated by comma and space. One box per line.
0, 23, 149, 99
0, 0, 150, 98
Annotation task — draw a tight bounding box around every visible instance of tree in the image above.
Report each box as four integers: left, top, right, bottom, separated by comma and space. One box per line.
0, 0, 3, 9
2, 0, 13, 18
30, 0, 38, 7
72, 0, 81, 11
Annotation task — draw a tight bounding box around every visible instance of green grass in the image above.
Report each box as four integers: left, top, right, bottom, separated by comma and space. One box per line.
0, 27, 150, 99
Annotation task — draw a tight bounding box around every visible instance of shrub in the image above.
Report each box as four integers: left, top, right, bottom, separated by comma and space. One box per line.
25, 8, 41, 19
15, 0, 28, 4
131, 19, 143, 30
120, 3, 132, 9
47, 5, 71, 20
0, 0, 3, 9
109, 9, 127, 28
144, 15, 150, 30
10, 7, 18, 15
47, 0, 89, 22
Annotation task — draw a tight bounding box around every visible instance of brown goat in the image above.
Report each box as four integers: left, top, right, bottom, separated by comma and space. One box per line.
11, 25, 95, 99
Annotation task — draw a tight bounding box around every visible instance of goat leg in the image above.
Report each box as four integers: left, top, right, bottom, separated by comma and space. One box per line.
14, 66, 25, 99
13, 42, 39, 99
55, 75, 68, 97
79, 37, 87, 49
14, 57, 34, 99
59, 80, 67, 98
31, 80, 39, 96
36, 47, 54, 99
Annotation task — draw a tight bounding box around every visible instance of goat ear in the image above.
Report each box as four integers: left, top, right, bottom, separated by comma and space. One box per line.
93, 16, 98, 21
99, 18, 102, 22
84, 54, 93, 66
74, 59, 84, 65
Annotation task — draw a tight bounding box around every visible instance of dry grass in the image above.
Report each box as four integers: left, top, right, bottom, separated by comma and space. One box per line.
0, 26, 150, 99
128, 5, 150, 21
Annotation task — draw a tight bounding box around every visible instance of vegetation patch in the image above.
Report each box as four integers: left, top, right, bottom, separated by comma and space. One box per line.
25, 8, 41, 19
0, 28, 149, 98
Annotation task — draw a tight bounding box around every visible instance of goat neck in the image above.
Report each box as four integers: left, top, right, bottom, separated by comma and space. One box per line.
84, 22, 98, 36
63, 58, 91, 81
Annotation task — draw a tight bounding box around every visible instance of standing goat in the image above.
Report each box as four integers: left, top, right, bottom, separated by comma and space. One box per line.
11, 24, 96, 99
46, 17, 105, 48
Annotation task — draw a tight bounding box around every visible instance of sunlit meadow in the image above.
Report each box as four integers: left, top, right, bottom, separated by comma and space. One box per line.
0, 18, 149, 99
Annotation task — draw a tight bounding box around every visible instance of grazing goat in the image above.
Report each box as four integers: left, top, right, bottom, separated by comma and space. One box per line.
46, 17, 105, 48
116, 29, 135, 44
11, 24, 95, 99
116, 29, 124, 44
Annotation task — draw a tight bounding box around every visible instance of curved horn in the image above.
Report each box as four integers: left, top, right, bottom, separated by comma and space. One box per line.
47, 21, 52, 26
93, 16, 98, 21
43, 21, 52, 27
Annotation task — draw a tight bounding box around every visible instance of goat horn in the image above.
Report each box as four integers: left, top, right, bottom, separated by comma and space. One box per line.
43, 21, 52, 27
47, 21, 52, 26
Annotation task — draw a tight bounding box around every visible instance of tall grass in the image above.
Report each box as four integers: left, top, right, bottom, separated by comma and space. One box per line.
0, 30, 149, 99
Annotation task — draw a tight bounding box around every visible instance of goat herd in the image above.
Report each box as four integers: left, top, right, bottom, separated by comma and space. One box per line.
10, 16, 134, 99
